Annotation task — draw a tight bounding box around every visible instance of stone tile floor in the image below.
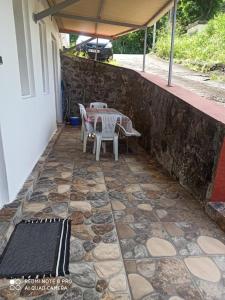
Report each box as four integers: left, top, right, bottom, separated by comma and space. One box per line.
0, 127, 225, 299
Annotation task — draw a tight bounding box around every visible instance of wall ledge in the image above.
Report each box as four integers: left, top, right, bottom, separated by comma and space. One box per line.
61, 54, 225, 204
66, 54, 225, 125
139, 71, 225, 126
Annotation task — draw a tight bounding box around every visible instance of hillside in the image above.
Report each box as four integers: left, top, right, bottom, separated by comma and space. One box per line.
155, 14, 225, 81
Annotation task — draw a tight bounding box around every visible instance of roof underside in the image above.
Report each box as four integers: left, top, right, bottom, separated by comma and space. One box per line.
49, 0, 174, 39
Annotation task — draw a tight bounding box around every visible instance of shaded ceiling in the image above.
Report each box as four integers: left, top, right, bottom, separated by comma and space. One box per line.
48, 0, 174, 39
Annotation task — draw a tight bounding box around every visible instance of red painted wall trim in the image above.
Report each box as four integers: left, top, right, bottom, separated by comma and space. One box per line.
211, 138, 225, 202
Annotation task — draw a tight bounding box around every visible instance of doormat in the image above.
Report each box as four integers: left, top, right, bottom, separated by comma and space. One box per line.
0, 218, 71, 279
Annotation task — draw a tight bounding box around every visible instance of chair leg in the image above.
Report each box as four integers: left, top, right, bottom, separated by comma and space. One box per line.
93, 139, 96, 154
102, 142, 106, 154
126, 137, 129, 154
114, 136, 118, 161
135, 137, 138, 154
83, 132, 88, 153
96, 136, 101, 161
113, 143, 114, 154
81, 124, 84, 142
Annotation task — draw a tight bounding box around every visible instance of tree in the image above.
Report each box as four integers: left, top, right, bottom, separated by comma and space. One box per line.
69, 0, 224, 54
177, 0, 224, 27
112, 15, 168, 54
112, 30, 147, 54
70, 34, 78, 46
113, 27, 155, 54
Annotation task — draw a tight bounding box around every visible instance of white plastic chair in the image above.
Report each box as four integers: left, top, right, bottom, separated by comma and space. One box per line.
93, 114, 119, 161
118, 116, 141, 138
83, 119, 94, 153
90, 102, 108, 109
78, 104, 94, 152
78, 103, 86, 141
117, 116, 141, 153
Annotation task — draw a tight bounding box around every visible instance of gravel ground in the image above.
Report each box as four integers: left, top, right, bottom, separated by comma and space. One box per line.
114, 54, 225, 105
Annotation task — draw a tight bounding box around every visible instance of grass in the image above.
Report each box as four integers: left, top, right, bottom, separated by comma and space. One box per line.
64, 49, 118, 66
103, 59, 119, 66
155, 14, 225, 77
210, 72, 225, 82
65, 50, 89, 59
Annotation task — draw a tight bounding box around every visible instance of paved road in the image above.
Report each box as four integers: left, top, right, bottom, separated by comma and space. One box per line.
114, 54, 225, 105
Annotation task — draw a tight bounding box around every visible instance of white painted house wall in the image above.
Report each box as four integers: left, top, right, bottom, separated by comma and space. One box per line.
0, 0, 62, 205
60, 33, 70, 48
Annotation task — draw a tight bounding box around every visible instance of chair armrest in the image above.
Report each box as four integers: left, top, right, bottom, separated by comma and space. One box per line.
117, 123, 141, 137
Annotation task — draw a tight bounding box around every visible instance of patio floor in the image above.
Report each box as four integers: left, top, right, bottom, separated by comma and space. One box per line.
1, 126, 225, 300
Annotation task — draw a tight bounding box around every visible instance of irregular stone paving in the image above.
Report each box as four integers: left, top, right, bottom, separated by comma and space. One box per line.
0, 127, 225, 299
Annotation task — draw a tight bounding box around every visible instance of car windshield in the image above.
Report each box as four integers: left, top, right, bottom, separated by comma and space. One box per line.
76, 35, 110, 46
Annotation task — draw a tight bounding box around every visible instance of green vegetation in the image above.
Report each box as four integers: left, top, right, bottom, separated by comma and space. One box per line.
64, 49, 117, 66
112, 17, 168, 54
104, 59, 119, 66
153, 0, 225, 79
70, 34, 78, 47
67, 0, 225, 79
155, 13, 225, 75
113, 29, 153, 54
112, 0, 224, 56
177, 0, 224, 28
65, 49, 88, 59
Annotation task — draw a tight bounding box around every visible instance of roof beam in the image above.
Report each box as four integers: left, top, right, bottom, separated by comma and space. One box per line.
64, 37, 94, 52
76, 37, 95, 50
33, 0, 80, 23
59, 28, 114, 40
56, 13, 147, 29
110, 1, 173, 39
144, 0, 173, 26
111, 26, 144, 39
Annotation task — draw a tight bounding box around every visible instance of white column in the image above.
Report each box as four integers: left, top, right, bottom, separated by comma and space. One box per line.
0, 125, 9, 206
95, 37, 99, 61
168, 0, 178, 86
142, 28, 147, 72
152, 23, 157, 50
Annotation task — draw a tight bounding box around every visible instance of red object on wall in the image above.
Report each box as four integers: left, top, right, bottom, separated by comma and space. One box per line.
211, 138, 225, 202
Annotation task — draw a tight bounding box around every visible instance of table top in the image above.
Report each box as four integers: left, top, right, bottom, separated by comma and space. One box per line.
86, 107, 123, 116
86, 107, 140, 136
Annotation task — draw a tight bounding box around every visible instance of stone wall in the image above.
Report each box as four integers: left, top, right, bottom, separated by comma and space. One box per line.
61, 54, 225, 204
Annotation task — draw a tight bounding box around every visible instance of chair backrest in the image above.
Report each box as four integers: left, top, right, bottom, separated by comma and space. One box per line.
90, 102, 108, 109
121, 116, 133, 133
78, 103, 94, 133
78, 103, 87, 121
94, 114, 119, 138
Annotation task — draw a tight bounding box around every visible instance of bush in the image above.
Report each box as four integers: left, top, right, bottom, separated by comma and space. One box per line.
155, 14, 225, 71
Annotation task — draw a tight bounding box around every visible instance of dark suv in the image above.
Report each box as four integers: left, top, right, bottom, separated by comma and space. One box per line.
76, 36, 113, 61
